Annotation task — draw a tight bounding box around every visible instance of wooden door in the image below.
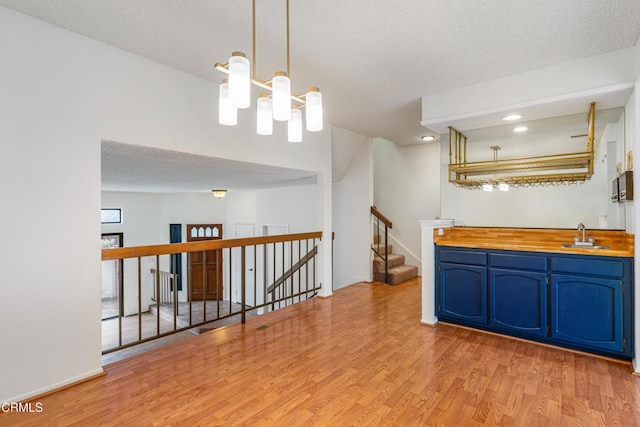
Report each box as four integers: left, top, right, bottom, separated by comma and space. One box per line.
187, 224, 223, 300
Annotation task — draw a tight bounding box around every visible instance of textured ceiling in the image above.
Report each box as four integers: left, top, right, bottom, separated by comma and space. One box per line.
101, 141, 317, 193
3, 1, 640, 192
2, 0, 639, 146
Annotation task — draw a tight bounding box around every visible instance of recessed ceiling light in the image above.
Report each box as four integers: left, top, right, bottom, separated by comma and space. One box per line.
513, 126, 528, 133
421, 135, 436, 142
503, 114, 523, 121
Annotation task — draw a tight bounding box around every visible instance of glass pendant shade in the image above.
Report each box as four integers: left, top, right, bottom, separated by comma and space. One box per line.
218, 79, 237, 126
288, 108, 302, 142
228, 51, 251, 109
498, 183, 509, 192
272, 72, 291, 121
305, 87, 323, 131
482, 184, 493, 192
256, 94, 273, 135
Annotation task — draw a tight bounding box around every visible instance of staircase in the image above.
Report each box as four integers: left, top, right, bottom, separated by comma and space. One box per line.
372, 234, 419, 285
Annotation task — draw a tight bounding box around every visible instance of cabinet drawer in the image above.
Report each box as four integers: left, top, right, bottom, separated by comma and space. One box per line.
439, 248, 486, 266
489, 253, 547, 271
550, 256, 624, 278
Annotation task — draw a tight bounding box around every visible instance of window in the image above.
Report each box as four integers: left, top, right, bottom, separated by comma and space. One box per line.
101, 208, 122, 224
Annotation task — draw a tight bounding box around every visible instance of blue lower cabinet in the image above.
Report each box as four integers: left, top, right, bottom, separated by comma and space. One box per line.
490, 269, 547, 338
438, 263, 488, 325
550, 274, 625, 355
435, 246, 634, 359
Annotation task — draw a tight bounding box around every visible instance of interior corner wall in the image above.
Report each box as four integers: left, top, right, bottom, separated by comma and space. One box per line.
332, 135, 372, 289
0, 7, 332, 402
373, 138, 441, 271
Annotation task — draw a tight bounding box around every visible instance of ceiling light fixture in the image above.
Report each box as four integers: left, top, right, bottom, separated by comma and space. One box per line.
421, 135, 436, 142
513, 126, 528, 133
211, 189, 227, 199
502, 114, 523, 121
215, 0, 323, 142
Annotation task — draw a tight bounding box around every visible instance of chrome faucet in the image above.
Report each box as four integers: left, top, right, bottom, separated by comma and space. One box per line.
577, 223, 586, 243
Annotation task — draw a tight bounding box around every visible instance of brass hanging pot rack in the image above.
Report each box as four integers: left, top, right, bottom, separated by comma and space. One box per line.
448, 102, 596, 189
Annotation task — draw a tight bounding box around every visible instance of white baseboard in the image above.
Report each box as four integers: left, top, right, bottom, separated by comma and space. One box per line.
4, 368, 105, 403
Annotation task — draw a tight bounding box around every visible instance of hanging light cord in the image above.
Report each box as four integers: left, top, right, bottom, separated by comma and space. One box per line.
252, 0, 256, 78
286, 0, 291, 77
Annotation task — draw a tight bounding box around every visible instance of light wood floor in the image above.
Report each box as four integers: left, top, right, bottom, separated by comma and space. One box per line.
4, 278, 640, 426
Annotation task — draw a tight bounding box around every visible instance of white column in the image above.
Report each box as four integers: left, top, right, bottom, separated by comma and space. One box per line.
419, 219, 455, 325
317, 171, 333, 297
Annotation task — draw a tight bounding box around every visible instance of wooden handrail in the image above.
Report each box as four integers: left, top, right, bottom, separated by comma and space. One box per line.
102, 231, 322, 261
371, 206, 392, 229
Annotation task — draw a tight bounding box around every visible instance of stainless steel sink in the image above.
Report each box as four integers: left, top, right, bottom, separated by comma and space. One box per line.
561, 243, 610, 250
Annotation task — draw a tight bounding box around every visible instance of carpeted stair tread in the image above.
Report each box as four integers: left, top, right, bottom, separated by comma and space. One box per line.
373, 253, 405, 272
373, 264, 419, 285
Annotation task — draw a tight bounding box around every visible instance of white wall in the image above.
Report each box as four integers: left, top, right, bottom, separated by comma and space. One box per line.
227, 191, 258, 236
332, 128, 373, 289
255, 186, 318, 234
440, 128, 612, 229
632, 35, 640, 372
373, 138, 441, 272
0, 7, 333, 402
102, 192, 162, 246
160, 193, 228, 241
626, 90, 637, 234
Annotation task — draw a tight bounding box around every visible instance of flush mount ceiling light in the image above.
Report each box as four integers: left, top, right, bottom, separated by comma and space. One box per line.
421, 135, 436, 142
211, 189, 227, 199
513, 126, 528, 133
215, 0, 323, 142
502, 114, 523, 121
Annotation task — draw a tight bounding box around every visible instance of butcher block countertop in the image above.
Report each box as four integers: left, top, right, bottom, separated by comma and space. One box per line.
433, 227, 634, 257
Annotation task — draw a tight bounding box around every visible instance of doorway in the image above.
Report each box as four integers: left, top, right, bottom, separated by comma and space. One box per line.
187, 224, 223, 300
101, 233, 123, 320
233, 223, 256, 305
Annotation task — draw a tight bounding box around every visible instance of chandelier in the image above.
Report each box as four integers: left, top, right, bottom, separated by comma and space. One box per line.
215, 0, 323, 142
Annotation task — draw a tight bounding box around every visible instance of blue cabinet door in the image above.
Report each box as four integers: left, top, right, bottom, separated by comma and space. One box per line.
438, 263, 487, 325
550, 274, 624, 354
490, 268, 548, 338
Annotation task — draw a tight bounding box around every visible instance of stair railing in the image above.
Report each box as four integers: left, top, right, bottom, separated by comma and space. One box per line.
371, 206, 392, 284
150, 269, 178, 305
267, 244, 318, 303
101, 231, 322, 354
